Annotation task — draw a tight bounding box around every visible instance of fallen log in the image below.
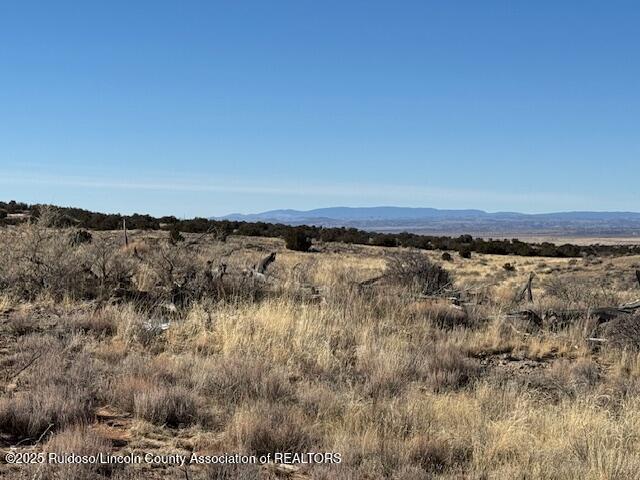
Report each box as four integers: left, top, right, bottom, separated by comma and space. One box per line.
506, 300, 640, 330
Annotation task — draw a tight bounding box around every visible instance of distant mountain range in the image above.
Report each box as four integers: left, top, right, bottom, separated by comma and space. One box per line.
216, 207, 640, 237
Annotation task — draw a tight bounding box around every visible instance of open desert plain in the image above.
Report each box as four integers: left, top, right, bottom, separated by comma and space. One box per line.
2, 212, 640, 479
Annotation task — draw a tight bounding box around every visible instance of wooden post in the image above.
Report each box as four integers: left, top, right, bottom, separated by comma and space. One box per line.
635, 269, 640, 288
123, 218, 129, 247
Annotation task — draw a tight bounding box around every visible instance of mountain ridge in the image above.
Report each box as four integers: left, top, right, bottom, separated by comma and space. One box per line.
215, 206, 640, 236
217, 206, 640, 221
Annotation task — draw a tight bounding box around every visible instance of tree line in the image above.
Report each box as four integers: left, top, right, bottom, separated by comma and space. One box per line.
2, 200, 639, 258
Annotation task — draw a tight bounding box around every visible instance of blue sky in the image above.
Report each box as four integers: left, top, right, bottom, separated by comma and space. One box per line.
1, 1, 639, 217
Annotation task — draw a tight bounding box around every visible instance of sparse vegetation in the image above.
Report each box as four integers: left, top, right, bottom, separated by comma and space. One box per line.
169, 225, 184, 244
70, 229, 93, 246
284, 228, 312, 252
4, 201, 640, 258
385, 251, 453, 294
2, 215, 640, 479
503, 262, 516, 272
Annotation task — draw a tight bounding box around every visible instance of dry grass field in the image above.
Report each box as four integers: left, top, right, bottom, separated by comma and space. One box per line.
2, 212, 640, 479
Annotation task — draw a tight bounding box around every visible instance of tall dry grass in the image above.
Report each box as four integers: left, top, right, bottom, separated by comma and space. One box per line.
1, 223, 640, 478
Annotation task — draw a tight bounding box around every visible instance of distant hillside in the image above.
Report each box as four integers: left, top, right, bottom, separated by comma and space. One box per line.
4, 200, 640, 257
221, 206, 492, 221
217, 207, 640, 237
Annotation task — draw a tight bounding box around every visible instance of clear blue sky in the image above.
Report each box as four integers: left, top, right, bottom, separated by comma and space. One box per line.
1, 1, 639, 217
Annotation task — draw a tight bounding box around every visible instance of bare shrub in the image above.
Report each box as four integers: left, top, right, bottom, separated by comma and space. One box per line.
504, 358, 603, 403
0, 349, 97, 439
5, 312, 39, 336
544, 276, 622, 309
133, 385, 200, 427
547, 358, 601, 394
407, 301, 471, 329
359, 343, 479, 398
69, 229, 93, 246
569, 358, 601, 388
28, 426, 114, 480
0, 220, 224, 304
284, 228, 312, 252
423, 344, 479, 393
385, 252, 452, 295
503, 262, 516, 272
82, 235, 135, 297
0, 210, 136, 301
141, 241, 225, 306
107, 374, 156, 414
602, 314, 640, 350
143, 241, 199, 301
407, 435, 471, 474
0, 387, 93, 439
0, 209, 90, 299
229, 403, 317, 457
62, 311, 117, 336
361, 351, 415, 398
45, 426, 110, 454
296, 382, 341, 420
544, 277, 587, 305
197, 354, 294, 405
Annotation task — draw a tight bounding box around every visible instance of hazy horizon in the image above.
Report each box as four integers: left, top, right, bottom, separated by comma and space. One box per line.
2, 1, 639, 216
7, 198, 640, 220
219, 205, 640, 217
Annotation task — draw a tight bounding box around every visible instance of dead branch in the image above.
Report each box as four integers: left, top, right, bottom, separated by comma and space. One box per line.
5, 352, 42, 382
505, 309, 543, 329
506, 300, 640, 330
358, 275, 385, 287
621, 299, 640, 309
514, 272, 534, 303
34, 423, 54, 446
254, 252, 276, 275
459, 281, 501, 293
184, 226, 227, 247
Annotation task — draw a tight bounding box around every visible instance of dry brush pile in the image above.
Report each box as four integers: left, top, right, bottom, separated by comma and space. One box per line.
2, 215, 640, 479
